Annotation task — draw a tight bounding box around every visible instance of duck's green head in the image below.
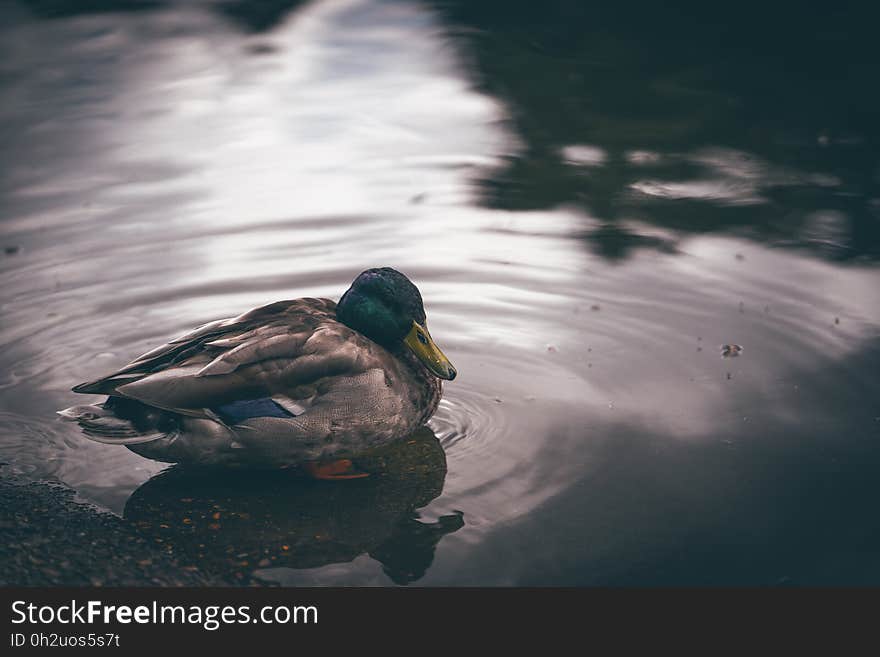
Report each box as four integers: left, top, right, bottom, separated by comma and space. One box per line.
337, 267, 457, 381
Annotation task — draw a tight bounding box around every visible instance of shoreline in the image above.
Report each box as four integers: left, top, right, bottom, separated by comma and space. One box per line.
0, 471, 232, 587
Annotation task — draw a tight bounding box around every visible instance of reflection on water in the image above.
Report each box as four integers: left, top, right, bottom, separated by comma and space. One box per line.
1, 0, 879, 584
125, 428, 463, 585
431, 0, 880, 262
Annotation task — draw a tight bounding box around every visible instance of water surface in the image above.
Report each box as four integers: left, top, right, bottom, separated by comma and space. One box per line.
1, 0, 879, 585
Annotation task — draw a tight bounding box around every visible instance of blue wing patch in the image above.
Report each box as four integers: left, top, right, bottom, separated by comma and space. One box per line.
213, 398, 295, 423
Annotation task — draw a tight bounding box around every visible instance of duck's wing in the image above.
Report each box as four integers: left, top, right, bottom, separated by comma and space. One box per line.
71, 298, 368, 417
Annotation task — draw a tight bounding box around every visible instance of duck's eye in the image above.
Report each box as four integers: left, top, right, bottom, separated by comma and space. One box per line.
416, 332, 429, 345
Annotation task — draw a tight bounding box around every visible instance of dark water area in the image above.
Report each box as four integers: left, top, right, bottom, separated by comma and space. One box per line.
1, 0, 878, 585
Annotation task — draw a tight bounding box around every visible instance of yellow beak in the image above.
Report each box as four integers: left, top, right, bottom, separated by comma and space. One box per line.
403, 322, 457, 381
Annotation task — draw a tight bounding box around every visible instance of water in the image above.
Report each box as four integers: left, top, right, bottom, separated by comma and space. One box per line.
1, 0, 879, 585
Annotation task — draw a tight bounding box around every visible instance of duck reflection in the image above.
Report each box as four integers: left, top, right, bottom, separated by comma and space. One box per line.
123, 428, 463, 585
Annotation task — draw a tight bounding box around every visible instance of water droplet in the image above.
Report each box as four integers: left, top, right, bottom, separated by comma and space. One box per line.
721, 344, 743, 358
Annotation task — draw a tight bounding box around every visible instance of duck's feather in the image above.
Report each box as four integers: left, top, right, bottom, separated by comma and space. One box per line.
57, 403, 177, 445
72, 298, 377, 417
73, 299, 334, 393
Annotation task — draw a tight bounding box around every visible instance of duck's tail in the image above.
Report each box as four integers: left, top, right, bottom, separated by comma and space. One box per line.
57, 397, 178, 445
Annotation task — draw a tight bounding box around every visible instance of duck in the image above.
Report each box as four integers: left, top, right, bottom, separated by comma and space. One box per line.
59, 267, 457, 479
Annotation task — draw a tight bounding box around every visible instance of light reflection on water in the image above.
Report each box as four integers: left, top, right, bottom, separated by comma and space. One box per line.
1, 0, 879, 585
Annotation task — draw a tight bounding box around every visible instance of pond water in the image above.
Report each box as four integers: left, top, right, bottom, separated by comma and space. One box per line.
1, 0, 879, 585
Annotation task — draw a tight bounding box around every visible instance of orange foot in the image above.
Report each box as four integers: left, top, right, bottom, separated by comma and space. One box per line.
303, 459, 369, 480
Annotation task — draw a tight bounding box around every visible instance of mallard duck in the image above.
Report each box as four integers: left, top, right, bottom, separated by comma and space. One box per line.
59, 268, 457, 478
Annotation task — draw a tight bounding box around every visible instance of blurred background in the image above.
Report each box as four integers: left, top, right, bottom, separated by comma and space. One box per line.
1, 0, 879, 585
